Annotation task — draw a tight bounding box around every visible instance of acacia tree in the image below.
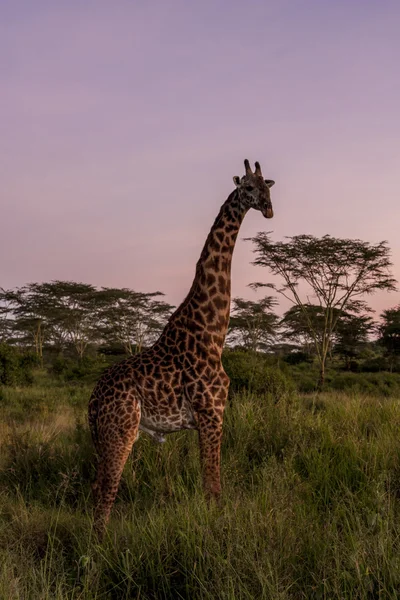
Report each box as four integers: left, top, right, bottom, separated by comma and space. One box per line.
282, 304, 374, 367
281, 304, 327, 355
227, 296, 278, 351
8, 284, 55, 360
0, 288, 18, 343
0, 281, 174, 360
378, 305, 400, 371
3, 281, 102, 359
249, 234, 397, 388
334, 311, 375, 368
97, 288, 174, 354
40, 281, 100, 359
10, 281, 100, 359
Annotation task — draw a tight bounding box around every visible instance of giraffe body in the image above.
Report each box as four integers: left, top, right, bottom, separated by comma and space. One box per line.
89, 160, 275, 534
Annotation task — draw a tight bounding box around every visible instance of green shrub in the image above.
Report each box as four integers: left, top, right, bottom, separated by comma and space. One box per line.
359, 356, 391, 372
0, 344, 38, 386
329, 372, 400, 397
284, 350, 313, 365
222, 349, 294, 401
50, 355, 106, 383
0, 422, 93, 507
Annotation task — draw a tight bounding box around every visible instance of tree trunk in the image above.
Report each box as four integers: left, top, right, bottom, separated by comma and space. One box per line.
317, 361, 325, 392
38, 331, 43, 367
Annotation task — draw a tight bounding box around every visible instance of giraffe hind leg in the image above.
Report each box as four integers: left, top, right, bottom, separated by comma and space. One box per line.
91, 395, 141, 538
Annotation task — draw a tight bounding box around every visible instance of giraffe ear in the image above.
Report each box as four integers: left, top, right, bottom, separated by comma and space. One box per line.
265, 179, 275, 188
233, 176, 241, 186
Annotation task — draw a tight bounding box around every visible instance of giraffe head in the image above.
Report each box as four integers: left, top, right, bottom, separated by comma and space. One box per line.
233, 159, 274, 218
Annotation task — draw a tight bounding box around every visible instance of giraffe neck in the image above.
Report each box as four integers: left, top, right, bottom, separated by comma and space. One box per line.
164, 190, 248, 353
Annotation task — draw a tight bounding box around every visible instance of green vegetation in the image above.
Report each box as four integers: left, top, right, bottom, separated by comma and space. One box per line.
248, 233, 396, 388
1, 232, 399, 392
0, 343, 38, 386
2, 369, 400, 598
0, 231, 399, 597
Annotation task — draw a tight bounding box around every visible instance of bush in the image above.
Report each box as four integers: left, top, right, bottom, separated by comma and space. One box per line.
284, 351, 313, 365
50, 355, 106, 383
222, 349, 294, 401
0, 344, 38, 386
359, 356, 391, 373
329, 372, 400, 397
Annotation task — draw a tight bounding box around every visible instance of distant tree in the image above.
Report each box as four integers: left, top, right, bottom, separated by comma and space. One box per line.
9, 284, 55, 361
248, 233, 397, 388
280, 304, 326, 355
281, 303, 374, 367
10, 281, 100, 359
378, 305, 400, 371
0, 281, 174, 361
39, 281, 100, 359
227, 296, 278, 351
97, 288, 174, 354
0, 288, 18, 343
334, 312, 375, 369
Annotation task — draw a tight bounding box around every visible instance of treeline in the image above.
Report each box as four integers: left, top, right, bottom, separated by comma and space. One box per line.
229, 296, 400, 370
0, 282, 174, 360
0, 233, 399, 388
0, 280, 399, 369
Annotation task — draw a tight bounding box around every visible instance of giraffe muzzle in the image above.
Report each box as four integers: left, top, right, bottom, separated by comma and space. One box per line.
262, 206, 274, 219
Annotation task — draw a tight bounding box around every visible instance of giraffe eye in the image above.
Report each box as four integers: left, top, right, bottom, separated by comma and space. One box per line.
245, 186, 254, 192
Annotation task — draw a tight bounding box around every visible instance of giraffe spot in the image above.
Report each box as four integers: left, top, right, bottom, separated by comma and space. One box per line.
210, 238, 221, 252
205, 302, 216, 323
218, 276, 227, 295
177, 339, 187, 352
194, 310, 206, 327
185, 351, 196, 364
185, 368, 196, 382
208, 358, 218, 370
186, 305, 195, 318
187, 335, 195, 352
206, 273, 216, 286
196, 379, 206, 394
197, 360, 207, 373
221, 259, 230, 273
214, 296, 228, 310
186, 382, 195, 396
201, 332, 212, 345
196, 343, 208, 360
196, 290, 208, 304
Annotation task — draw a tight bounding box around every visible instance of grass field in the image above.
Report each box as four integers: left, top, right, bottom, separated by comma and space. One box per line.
1, 381, 400, 599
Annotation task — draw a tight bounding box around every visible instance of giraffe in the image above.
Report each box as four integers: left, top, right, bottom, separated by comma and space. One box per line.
88, 159, 275, 534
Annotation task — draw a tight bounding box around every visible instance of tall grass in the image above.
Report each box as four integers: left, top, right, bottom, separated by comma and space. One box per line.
1, 384, 400, 598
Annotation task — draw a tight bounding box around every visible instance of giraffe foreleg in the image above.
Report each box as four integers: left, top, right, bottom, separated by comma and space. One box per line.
198, 410, 224, 499
193, 377, 229, 500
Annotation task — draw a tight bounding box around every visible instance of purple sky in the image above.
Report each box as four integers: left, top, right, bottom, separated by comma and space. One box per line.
2, 0, 400, 316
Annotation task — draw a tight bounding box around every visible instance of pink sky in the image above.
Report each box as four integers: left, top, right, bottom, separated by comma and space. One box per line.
2, 1, 400, 317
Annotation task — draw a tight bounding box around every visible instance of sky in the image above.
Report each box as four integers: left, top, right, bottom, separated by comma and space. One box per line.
1, 0, 400, 316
